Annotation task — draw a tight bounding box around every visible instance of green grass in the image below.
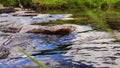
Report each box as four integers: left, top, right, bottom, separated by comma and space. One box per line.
86, 10, 112, 32
1, 0, 120, 11
1, 0, 120, 10
17, 46, 48, 68
82, 6, 120, 42
31, 0, 120, 11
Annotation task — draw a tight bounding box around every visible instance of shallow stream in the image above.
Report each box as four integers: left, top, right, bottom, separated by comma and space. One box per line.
0, 10, 120, 68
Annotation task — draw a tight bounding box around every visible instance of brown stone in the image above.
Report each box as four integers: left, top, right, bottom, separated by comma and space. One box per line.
27, 27, 72, 35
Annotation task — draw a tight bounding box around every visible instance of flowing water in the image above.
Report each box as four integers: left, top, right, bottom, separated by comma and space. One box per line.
0, 10, 120, 68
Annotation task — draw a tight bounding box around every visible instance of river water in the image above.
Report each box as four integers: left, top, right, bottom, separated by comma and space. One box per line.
0, 10, 120, 68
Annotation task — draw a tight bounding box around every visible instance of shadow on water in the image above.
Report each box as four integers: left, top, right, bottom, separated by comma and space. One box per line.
31, 44, 72, 56
27, 34, 74, 55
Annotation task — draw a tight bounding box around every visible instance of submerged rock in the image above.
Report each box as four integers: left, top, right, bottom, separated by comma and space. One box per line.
20, 24, 92, 35
24, 25, 72, 35
27, 27, 72, 35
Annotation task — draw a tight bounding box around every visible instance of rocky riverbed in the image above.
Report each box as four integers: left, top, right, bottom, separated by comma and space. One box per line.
0, 10, 120, 68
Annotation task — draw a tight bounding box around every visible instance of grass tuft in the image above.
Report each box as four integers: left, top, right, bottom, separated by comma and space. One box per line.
17, 46, 48, 68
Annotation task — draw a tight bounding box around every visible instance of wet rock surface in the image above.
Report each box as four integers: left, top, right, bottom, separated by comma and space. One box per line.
0, 11, 120, 68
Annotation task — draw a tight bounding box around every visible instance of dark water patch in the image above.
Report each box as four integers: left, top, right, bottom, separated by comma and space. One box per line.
81, 47, 107, 51
32, 44, 72, 56
114, 53, 120, 56
112, 46, 120, 49
27, 34, 74, 55
106, 19, 120, 30
94, 50, 108, 51
102, 62, 117, 65
105, 56, 118, 60
77, 30, 94, 33
97, 56, 118, 61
